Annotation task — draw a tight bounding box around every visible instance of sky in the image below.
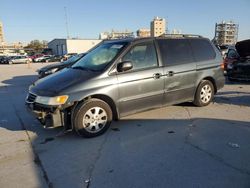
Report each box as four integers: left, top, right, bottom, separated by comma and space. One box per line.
0, 0, 250, 44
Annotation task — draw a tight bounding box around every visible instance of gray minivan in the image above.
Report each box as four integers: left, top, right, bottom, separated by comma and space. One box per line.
26, 35, 225, 137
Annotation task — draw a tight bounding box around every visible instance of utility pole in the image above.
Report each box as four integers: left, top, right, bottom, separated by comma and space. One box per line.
64, 6, 70, 39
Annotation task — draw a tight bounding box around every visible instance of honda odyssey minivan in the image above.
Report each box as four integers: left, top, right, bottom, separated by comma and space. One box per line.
26, 34, 225, 137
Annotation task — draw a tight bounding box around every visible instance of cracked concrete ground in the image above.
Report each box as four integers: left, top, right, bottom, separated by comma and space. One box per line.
0, 63, 250, 188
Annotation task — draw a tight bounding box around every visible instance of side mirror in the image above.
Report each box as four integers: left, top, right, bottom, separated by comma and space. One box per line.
117, 61, 133, 72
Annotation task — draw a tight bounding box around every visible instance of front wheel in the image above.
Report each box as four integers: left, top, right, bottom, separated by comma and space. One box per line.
73, 99, 113, 138
193, 80, 214, 107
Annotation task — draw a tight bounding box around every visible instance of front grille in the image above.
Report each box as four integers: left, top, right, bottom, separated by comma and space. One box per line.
26, 93, 37, 103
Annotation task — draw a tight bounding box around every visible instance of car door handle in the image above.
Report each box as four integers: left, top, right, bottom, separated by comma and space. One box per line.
167, 71, 174, 77
153, 73, 162, 79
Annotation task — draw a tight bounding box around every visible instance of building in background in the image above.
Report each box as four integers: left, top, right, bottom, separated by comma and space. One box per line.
171, 29, 182, 35
99, 30, 134, 40
214, 21, 239, 46
0, 21, 26, 55
99, 32, 109, 40
48, 39, 102, 56
137, 29, 150, 37
0, 42, 25, 55
150, 17, 166, 37
109, 29, 134, 39
0, 21, 5, 45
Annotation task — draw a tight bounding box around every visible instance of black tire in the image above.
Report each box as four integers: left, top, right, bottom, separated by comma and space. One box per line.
193, 80, 214, 107
73, 99, 112, 138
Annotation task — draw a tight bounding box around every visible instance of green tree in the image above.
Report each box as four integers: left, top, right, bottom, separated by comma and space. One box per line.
24, 40, 48, 53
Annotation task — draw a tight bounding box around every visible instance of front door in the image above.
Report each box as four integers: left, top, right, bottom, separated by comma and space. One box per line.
117, 40, 164, 117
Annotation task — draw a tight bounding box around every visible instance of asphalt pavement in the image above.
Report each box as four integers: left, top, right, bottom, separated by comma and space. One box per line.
0, 63, 250, 188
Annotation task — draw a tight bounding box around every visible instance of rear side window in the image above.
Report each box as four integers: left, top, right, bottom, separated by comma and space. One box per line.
189, 39, 216, 61
157, 39, 194, 66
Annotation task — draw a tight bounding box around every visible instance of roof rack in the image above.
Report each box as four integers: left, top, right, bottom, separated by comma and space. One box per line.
159, 34, 203, 38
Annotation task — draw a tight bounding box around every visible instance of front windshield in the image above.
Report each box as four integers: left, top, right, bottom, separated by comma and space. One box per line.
72, 42, 127, 71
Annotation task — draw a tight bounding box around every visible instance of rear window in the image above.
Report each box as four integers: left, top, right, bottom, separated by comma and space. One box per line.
189, 39, 216, 61
157, 39, 194, 66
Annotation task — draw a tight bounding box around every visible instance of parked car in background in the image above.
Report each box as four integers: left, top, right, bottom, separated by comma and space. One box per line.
37, 53, 86, 78
227, 39, 250, 81
0, 56, 13, 64
223, 47, 239, 73
40, 55, 54, 62
44, 55, 64, 62
0, 56, 6, 64
63, 53, 78, 61
8, 56, 32, 64
30, 54, 44, 62
33, 55, 52, 62
26, 35, 225, 138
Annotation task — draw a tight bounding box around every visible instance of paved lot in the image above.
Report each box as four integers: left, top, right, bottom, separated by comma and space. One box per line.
0, 63, 250, 188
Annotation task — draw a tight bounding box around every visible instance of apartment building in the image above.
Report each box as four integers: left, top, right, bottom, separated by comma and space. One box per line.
150, 17, 166, 37
99, 30, 134, 39
214, 21, 239, 46
0, 21, 4, 45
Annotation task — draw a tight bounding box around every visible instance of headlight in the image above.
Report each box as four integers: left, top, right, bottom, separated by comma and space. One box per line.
45, 68, 58, 74
35, 95, 68, 105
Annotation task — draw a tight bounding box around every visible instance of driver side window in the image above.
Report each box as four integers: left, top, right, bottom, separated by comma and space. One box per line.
122, 41, 158, 71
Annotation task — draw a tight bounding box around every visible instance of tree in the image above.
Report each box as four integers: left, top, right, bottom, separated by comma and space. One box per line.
24, 40, 48, 53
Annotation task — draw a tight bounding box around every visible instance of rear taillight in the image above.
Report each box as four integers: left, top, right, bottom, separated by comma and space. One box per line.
220, 61, 225, 70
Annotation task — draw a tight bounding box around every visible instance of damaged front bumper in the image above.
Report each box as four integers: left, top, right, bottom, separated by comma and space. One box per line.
26, 102, 65, 128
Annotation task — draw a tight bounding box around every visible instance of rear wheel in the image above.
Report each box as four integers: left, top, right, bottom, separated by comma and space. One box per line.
73, 99, 112, 138
193, 80, 214, 107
